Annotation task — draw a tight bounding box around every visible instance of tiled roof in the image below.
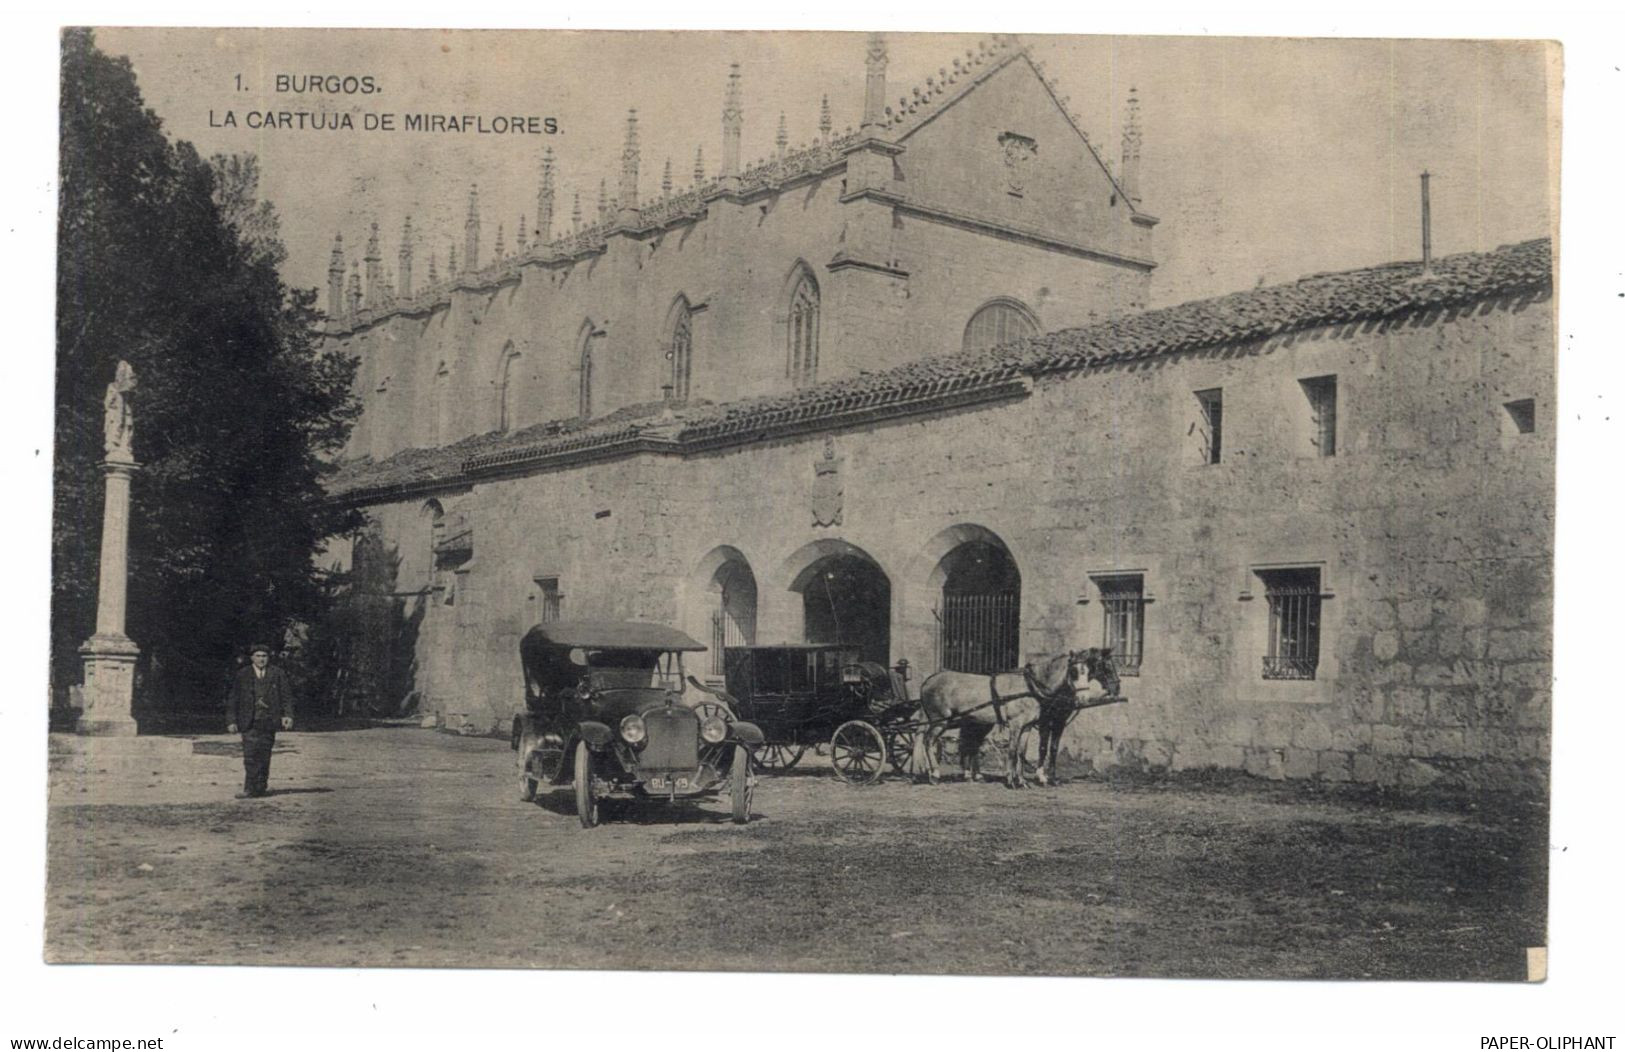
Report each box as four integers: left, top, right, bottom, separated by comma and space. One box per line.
327, 237, 1552, 503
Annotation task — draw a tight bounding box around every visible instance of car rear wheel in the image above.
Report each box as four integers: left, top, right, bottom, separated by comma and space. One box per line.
574, 740, 599, 829
730, 744, 753, 824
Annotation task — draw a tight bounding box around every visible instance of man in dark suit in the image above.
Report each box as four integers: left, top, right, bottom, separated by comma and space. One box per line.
226, 643, 295, 798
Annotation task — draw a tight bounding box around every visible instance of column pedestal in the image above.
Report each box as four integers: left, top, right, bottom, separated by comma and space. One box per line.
77, 634, 140, 736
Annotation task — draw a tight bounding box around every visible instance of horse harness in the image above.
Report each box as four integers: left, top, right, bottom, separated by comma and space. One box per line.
978, 659, 1080, 728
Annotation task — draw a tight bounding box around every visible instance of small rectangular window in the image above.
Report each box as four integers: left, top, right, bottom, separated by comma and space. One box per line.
1195, 388, 1223, 464
1504, 398, 1536, 435
1094, 575, 1145, 676
535, 577, 562, 623
1302, 376, 1337, 457
1258, 568, 1321, 680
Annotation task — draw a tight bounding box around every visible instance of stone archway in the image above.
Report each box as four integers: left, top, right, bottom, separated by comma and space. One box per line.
900, 524, 1026, 674
683, 545, 759, 677
776, 539, 891, 665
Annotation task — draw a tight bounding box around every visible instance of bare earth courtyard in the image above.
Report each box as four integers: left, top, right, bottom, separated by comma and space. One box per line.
46, 726, 1545, 979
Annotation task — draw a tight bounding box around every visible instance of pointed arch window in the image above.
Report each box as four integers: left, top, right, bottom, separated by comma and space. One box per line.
578, 324, 597, 418
963, 298, 1039, 354
787, 271, 820, 386
668, 305, 694, 400
497, 345, 520, 432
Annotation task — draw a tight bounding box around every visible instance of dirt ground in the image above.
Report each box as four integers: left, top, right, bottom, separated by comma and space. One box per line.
46, 726, 1546, 979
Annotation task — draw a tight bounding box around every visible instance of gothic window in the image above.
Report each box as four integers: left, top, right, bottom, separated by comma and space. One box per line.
962, 299, 1039, 354
422, 500, 445, 587
787, 271, 820, 386
578, 324, 597, 418
668, 302, 693, 400
498, 345, 520, 432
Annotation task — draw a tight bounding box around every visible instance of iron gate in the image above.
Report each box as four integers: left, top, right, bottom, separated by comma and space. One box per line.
937, 592, 1020, 674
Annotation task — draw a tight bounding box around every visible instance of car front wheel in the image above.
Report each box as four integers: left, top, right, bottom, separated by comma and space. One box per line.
729, 744, 753, 824
574, 740, 599, 829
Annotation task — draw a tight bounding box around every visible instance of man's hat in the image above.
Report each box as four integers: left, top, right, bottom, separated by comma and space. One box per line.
249, 643, 272, 656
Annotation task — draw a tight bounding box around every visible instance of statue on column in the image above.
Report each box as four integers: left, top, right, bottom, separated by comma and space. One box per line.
103, 360, 137, 459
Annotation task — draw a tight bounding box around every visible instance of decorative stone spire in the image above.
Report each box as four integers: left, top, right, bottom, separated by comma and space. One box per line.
463, 184, 480, 272
427, 249, 438, 286
571, 190, 583, 232
619, 108, 640, 213
775, 112, 788, 158
447, 241, 457, 277
517, 215, 528, 252
493, 223, 505, 262
347, 261, 362, 314
597, 179, 608, 224
662, 158, 673, 197
537, 147, 556, 243
1121, 87, 1142, 205
327, 232, 346, 317
862, 33, 888, 131
397, 216, 413, 299
693, 145, 705, 186
819, 94, 832, 142
721, 63, 743, 180
364, 221, 382, 308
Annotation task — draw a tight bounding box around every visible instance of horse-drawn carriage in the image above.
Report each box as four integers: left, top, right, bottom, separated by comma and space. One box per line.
686, 644, 916, 784
691, 643, 1126, 787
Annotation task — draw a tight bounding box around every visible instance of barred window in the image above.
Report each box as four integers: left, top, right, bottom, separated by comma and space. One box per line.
1302, 376, 1337, 457
962, 299, 1038, 354
1195, 388, 1223, 464
1259, 568, 1321, 680
498, 347, 520, 432
787, 273, 820, 385
1095, 575, 1144, 676
535, 577, 563, 623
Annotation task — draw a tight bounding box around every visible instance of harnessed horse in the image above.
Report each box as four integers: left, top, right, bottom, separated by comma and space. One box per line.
912, 648, 1121, 789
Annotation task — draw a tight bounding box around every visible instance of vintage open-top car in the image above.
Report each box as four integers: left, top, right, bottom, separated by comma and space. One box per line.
510, 620, 762, 827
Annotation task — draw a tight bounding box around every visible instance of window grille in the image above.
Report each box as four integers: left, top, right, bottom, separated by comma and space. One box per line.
787, 275, 820, 385
669, 309, 693, 400
937, 592, 1020, 675
1096, 575, 1144, 676
710, 576, 755, 674
1196, 388, 1223, 464
536, 578, 562, 623
1302, 376, 1337, 457
1260, 568, 1320, 680
962, 299, 1038, 354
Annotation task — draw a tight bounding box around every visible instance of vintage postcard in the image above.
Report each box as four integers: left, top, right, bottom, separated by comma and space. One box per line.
47, 25, 1557, 988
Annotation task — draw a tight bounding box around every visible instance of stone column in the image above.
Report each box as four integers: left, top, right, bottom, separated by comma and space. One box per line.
78, 362, 141, 736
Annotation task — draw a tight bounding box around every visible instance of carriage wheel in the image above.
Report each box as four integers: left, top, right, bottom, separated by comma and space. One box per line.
830, 721, 887, 785
754, 744, 806, 771
883, 728, 916, 775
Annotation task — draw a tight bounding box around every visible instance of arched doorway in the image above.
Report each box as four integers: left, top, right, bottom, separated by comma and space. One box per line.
792, 552, 891, 664
936, 539, 1021, 674
710, 559, 758, 674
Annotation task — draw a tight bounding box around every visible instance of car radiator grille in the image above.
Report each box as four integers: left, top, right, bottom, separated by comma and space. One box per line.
641, 708, 699, 771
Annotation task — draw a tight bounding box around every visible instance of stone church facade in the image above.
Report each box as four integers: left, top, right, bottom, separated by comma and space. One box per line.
325, 36, 1554, 791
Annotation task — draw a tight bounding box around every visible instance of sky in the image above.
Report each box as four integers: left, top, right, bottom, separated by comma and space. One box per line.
94, 27, 1556, 310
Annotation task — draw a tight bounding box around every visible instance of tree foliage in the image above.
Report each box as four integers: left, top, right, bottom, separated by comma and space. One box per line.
55, 28, 361, 709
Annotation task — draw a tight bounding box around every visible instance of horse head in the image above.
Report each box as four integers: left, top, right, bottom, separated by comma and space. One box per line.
1069, 647, 1121, 699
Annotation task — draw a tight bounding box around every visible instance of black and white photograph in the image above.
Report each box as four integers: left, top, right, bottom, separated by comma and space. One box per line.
14, 10, 1620, 1048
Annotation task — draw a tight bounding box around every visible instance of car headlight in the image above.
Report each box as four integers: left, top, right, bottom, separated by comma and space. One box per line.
700, 715, 727, 743
620, 714, 646, 744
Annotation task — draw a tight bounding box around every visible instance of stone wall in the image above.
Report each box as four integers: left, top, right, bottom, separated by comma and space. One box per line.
350, 291, 1553, 791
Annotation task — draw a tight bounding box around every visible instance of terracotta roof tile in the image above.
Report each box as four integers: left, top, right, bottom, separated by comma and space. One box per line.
327, 237, 1551, 503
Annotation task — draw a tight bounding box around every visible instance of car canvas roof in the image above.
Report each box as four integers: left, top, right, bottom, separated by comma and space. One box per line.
521, 620, 707, 652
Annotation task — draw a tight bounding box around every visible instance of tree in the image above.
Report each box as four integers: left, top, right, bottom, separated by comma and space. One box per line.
55, 28, 360, 712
